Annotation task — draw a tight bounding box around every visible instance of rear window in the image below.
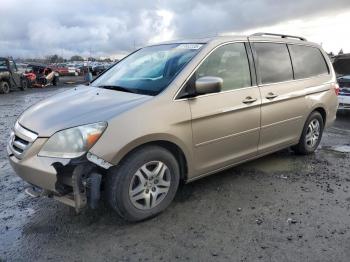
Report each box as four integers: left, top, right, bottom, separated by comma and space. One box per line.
288, 45, 329, 79
253, 43, 293, 84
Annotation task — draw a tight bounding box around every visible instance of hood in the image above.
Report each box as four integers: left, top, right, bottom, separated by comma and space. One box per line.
18, 86, 152, 137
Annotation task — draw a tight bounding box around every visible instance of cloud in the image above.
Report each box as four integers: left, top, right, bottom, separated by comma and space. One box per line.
162, 0, 350, 35
0, 0, 349, 58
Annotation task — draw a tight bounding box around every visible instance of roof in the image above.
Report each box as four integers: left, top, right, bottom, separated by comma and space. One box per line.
153, 33, 319, 48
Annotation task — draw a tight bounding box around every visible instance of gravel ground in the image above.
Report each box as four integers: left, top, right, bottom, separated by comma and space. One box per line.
0, 84, 349, 262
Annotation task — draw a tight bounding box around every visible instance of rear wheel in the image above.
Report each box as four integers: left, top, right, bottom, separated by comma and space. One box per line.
292, 111, 324, 155
19, 78, 29, 91
0, 81, 10, 94
106, 146, 180, 222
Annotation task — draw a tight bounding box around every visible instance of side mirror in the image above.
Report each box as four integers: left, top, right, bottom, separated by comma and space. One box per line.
195, 76, 223, 95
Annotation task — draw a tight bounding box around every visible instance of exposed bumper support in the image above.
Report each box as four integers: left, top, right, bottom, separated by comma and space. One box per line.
24, 164, 103, 213
72, 165, 88, 212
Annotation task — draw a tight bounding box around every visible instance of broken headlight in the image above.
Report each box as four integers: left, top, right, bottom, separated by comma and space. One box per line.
39, 122, 107, 158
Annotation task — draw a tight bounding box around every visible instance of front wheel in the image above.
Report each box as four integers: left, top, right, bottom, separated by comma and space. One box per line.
0, 81, 10, 94
292, 111, 324, 155
106, 146, 180, 222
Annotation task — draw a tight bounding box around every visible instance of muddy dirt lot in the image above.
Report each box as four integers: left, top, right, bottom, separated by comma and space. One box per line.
0, 85, 350, 262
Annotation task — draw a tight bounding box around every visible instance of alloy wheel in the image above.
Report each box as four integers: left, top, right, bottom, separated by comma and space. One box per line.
305, 119, 320, 148
129, 161, 171, 210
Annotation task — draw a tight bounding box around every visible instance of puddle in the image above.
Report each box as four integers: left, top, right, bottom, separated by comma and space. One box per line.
329, 145, 350, 153
240, 146, 349, 174
238, 153, 312, 174
322, 144, 350, 153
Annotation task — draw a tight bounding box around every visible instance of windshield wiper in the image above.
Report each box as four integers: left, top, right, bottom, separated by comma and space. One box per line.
98, 85, 136, 94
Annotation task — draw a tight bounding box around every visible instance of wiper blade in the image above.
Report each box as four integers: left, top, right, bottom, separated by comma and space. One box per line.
98, 85, 136, 93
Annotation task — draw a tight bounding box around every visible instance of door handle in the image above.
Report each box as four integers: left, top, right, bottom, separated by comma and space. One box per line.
242, 97, 257, 104
265, 92, 278, 100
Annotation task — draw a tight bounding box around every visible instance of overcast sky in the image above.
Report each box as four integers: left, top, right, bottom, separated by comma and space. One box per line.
1, 0, 350, 59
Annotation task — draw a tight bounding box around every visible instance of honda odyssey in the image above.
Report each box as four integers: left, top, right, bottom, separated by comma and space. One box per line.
8, 33, 338, 221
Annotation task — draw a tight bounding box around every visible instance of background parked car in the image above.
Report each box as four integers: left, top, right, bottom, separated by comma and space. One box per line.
92, 64, 108, 76
78, 65, 93, 76
0, 58, 28, 94
52, 64, 70, 76
337, 75, 350, 110
333, 54, 350, 110
67, 66, 79, 76
25, 63, 59, 87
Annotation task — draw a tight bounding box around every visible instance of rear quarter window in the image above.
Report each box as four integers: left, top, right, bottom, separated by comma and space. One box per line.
253, 43, 293, 84
288, 45, 329, 79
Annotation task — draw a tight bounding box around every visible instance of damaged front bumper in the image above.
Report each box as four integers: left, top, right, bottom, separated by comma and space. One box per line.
20, 164, 102, 212
7, 123, 111, 212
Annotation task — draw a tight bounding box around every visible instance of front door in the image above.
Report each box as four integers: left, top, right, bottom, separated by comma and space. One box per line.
9, 61, 21, 87
188, 42, 261, 175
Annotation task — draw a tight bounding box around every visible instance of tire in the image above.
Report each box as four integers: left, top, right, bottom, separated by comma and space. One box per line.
292, 111, 324, 155
53, 76, 59, 86
0, 81, 10, 94
106, 146, 180, 222
19, 78, 28, 91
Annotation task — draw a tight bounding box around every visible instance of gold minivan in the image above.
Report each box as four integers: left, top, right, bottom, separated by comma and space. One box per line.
8, 33, 338, 221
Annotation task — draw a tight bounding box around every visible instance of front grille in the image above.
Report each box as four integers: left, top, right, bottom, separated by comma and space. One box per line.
8, 122, 38, 159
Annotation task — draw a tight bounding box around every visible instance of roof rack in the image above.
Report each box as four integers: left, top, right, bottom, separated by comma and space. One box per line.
250, 33, 307, 41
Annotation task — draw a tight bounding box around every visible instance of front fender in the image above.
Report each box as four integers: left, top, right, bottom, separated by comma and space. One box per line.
90, 133, 193, 174
108, 133, 192, 166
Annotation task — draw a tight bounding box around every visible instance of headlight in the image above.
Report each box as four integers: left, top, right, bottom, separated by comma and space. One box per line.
39, 122, 107, 158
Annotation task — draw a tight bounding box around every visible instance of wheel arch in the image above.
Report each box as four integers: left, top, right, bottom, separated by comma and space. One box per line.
0, 77, 11, 84
107, 136, 192, 182
308, 105, 327, 126
313, 107, 327, 125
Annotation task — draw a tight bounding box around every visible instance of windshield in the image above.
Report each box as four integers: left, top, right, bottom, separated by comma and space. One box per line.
0, 60, 7, 70
91, 43, 203, 96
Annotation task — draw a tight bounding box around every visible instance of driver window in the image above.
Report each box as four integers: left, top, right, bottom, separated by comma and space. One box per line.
196, 43, 251, 91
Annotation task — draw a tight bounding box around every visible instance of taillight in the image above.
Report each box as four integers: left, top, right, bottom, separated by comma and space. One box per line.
332, 83, 340, 96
